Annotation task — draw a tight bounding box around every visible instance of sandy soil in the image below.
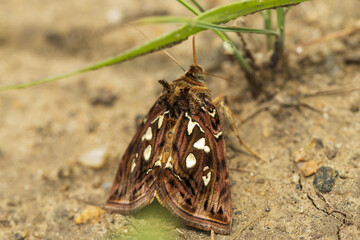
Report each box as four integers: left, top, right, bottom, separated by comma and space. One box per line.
0, 0, 359, 239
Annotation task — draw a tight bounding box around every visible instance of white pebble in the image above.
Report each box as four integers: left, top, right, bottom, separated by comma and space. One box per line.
323, 112, 329, 120
106, 8, 123, 24
101, 181, 113, 190
291, 174, 300, 184
79, 147, 108, 169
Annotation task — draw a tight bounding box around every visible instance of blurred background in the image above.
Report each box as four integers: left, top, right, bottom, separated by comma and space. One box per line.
0, 0, 359, 239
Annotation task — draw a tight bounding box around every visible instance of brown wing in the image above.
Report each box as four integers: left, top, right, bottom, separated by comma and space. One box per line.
157, 103, 231, 234
105, 99, 170, 213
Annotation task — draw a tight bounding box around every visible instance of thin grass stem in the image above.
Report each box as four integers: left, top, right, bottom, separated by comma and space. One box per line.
276, 8, 285, 56
177, 0, 254, 75
189, 0, 205, 12
176, 0, 199, 15
263, 10, 273, 50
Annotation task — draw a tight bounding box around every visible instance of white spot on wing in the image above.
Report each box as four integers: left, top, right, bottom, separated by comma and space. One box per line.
165, 162, 172, 169
158, 114, 165, 129
151, 116, 159, 124
208, 108, 216, 118
193, 138, 205, 149
193, 137, 211, 153
204, 146, 210, 153
142, 127, 152, 141
214, 132, 223, 139
186, 153, 196, 169
185, 112, 204, 135
202, 171, 211, 186
164, 156, 173, 169
151, 111, 169, 129
130, 158, 136, 172
154, 159, 161, 167
143, 145, 152, 161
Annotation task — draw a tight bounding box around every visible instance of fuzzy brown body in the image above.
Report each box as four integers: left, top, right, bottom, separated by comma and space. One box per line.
106, 64, 231, 234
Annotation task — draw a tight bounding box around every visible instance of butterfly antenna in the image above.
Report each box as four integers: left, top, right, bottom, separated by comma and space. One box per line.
129, 23, 186, 72
201, 72, 236, 83
192, 35, 234, 82
192, 35, 197, 65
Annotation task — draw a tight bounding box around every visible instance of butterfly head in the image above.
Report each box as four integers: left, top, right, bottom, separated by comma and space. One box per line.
185, 64, 205, 82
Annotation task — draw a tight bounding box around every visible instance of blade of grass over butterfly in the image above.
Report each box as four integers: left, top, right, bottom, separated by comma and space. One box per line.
0, 0, 308, 91
138, 17, 278, 35
195, 0, 308, 23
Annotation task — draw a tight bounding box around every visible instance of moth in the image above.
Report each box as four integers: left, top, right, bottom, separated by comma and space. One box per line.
105, 44, 231, 234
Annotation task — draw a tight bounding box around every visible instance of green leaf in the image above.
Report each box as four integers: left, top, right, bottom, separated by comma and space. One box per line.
137, 16, 278, 35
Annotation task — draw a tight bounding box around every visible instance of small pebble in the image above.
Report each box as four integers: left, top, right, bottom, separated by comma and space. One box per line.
301, 160, 318, 177
0, 219, 10, 227
101, 181, 113, 190
335, 143, 342, 148
275, 223, 287, 232
325, 145, 338, 160
291, 174, 300, 184
350, 102, 359, 113
88, 120, 99, 133
313, 166, 339, 193
345, 52, 360, 64
308, 138, 324, 150
350, 153, 360, 161
234, 210, 242, 215
135, 114, 145, 128
74, 205, 105, 224
323, 112, 329, 120
294, 148, 307, 162
14, 231, 28, 240
78, 147, 108, 169
261, 122, 271, 138
106, 7, 123, 24
92, 176, 103, 189
57, 166, 74, 179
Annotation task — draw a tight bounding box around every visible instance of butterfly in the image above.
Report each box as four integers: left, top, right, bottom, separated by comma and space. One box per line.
105, 41, 231, 234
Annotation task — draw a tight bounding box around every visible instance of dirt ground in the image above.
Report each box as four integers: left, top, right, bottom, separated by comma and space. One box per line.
0, 0, 359, 239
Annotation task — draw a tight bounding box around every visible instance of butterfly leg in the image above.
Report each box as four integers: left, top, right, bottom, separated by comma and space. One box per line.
213, 95, 265, 162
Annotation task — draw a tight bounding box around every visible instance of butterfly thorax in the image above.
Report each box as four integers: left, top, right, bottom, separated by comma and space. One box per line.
158, 64, 211, 119
157, 64, 212, 168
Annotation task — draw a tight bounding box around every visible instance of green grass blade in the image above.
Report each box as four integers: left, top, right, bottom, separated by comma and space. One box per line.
176, 0, 199, 15
0, 0, 308, 91
189, 0, 205, 12
138, 16, 278, 35
195, 0, 307, 22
